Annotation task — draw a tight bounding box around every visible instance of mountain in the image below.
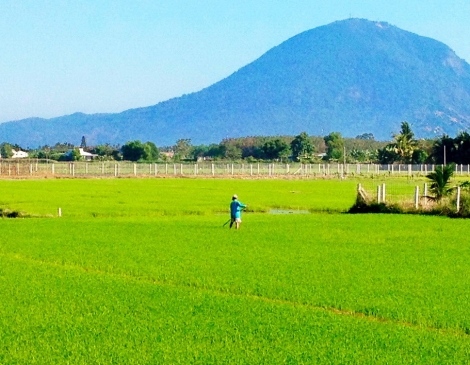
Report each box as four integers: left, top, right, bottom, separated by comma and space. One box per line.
2, 18, 470, 147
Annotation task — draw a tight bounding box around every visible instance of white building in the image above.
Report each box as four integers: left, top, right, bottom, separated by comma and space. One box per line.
11, 149, 29, 158
65, 148, 98, 161
78, 148, 98, 161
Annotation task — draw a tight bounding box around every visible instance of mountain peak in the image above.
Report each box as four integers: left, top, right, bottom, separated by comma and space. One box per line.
2, 19, 470, 147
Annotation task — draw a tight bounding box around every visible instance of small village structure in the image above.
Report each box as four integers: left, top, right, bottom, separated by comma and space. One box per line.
11, 149, 29, 158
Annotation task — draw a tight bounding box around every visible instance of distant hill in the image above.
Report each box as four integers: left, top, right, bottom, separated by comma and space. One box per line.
2, 18, 470, 147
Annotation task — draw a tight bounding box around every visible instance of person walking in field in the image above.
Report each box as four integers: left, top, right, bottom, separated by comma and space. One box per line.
230, 194, 247, 230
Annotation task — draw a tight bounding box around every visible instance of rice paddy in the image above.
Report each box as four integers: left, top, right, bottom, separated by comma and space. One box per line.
1, 178, 470, 363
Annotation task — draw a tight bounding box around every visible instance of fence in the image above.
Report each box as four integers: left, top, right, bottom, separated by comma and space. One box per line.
2, 160, 470, 178
358, 180, 467, 212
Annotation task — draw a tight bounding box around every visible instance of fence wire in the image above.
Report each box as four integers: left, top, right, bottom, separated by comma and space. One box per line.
2, 160, 470, 179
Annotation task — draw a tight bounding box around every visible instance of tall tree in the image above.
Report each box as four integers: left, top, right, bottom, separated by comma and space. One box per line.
377, 145, 399, 164
262, 138, 290, 161
291, 132, 314, 161
391, 121, 418, 163
122, 140, 147, 161
0, 143, 13, 158
324, 132, 344, 161
220, 141, 242, 160
453, 132, 470, 164
173, 139, 192, 161
92, 144, 119, 160
144, 141, 159, 161
432, 135, 456, 164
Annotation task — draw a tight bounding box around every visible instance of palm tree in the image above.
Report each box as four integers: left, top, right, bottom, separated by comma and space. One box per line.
426, 163, 455, 202
392, 121, 418, 163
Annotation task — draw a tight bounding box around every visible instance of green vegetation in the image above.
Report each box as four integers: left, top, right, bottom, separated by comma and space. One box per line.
426, 163, 456, 201
324, 131, 344, 161
121, 140, 159, 162
11, 122, 470, 165
1, 178, 470, 363
377, 121, 429, 164
290, 132, 315, 161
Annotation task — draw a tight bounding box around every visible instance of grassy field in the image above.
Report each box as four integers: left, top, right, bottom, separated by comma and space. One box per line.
1, 178, 470, 363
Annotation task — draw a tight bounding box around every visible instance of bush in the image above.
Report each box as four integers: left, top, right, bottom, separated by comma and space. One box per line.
348, 202, 404, 214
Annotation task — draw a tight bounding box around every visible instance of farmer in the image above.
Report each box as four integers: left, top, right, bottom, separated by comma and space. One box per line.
230, 194, 247, 230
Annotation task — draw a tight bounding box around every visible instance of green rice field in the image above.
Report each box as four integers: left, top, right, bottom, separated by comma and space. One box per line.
1, 178, 470, 363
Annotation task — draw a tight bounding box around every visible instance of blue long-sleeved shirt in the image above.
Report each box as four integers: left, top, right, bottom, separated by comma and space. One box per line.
230, 200, 246, 218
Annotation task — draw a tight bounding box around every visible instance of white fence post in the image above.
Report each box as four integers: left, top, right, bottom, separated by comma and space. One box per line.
415, 186, 419, 209
457, 186, 461, 213
382, 183, 386, 203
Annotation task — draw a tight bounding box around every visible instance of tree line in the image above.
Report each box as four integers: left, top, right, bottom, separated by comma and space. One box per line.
0, 123, 468, 164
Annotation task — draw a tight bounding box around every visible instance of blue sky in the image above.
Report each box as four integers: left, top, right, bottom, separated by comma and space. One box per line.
1, 0, 469, 123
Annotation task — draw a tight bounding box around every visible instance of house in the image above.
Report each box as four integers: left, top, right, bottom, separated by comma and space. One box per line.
11, 149, 29, 158
65, 148, 98, 161
78, 148, 98, 161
